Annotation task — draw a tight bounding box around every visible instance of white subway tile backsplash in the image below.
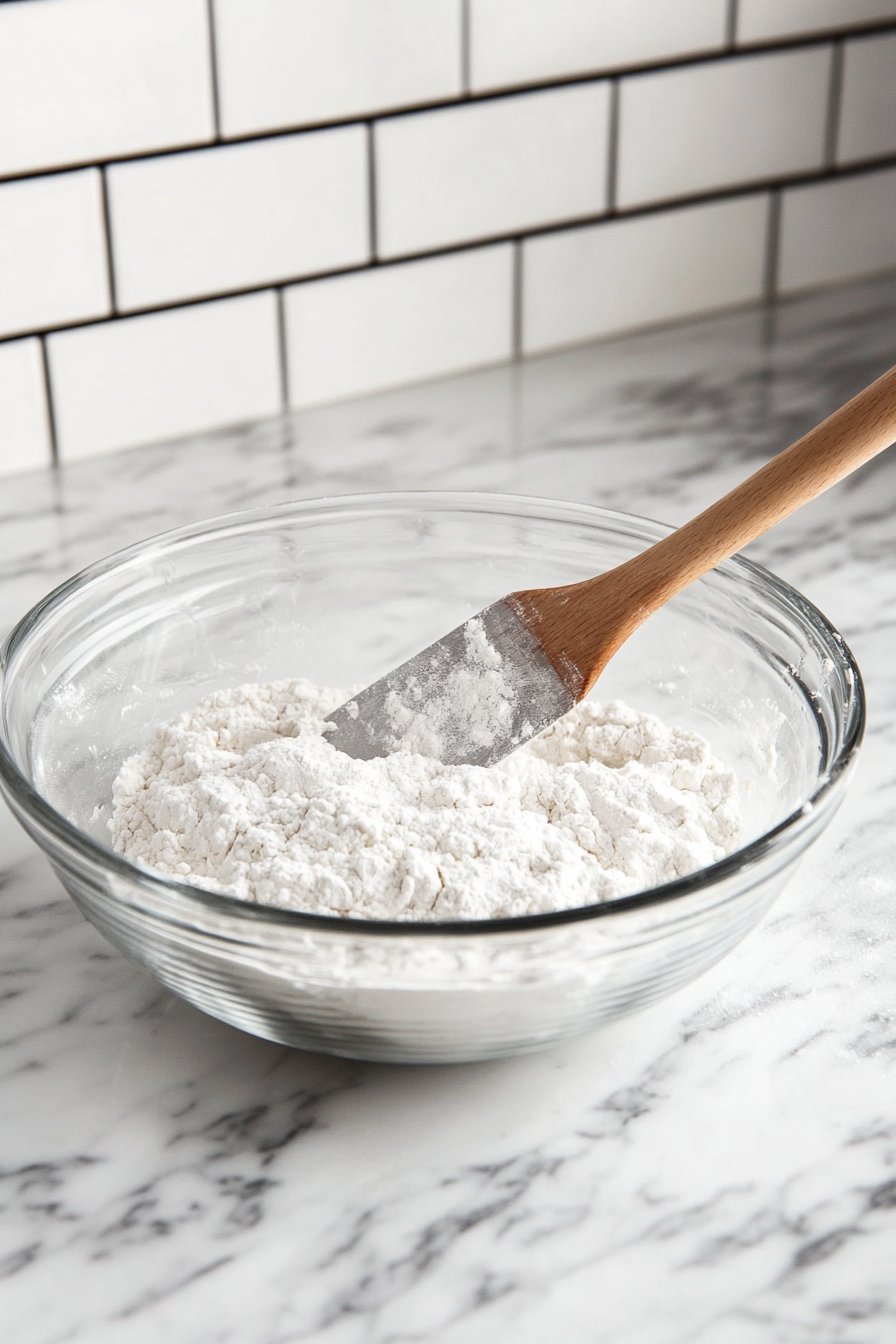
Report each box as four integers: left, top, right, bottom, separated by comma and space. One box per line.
214, 0, 462, 138
738, 0, 896, 42
108, 130, 369, 311
284, 246, 513, 406
523, 195, 769, 353
470, 0, 727, 91
837, 33, 896, 164
0, 0, 892, 477
0, 339, 53, 476
617, 48, 831, 209
0, 0, 214, 179
0, 171, 110, 339
48, 294, 282, 461
376, 85, 610, 259
778, 166, 896, 292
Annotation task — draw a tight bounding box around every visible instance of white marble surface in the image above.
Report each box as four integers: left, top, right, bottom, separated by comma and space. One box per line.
2, 278, 896, 1342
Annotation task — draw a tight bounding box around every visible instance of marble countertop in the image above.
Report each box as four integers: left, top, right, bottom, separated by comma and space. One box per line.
2, 276, 896, 1343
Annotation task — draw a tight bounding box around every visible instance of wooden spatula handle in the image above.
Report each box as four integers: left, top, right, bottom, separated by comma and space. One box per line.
612, 358, 896, 615
510, 360, 896, 700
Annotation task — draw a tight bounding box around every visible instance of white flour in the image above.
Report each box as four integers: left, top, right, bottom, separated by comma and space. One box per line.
110, 680, 742, 921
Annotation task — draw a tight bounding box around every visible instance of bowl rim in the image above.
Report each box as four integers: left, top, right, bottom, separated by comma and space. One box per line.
0, 490, 866, 937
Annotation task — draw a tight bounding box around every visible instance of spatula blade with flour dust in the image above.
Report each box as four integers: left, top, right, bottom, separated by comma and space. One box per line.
326, 361, 896, 768
323, 599, 573, 769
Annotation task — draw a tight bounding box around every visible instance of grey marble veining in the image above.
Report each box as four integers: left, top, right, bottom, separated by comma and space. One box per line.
2, 276, 896, 1343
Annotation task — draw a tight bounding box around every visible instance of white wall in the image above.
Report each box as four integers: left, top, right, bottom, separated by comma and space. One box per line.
1, 0, 896, 473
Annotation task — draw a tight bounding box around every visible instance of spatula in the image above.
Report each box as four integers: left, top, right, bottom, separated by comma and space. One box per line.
324, 361, 896, 768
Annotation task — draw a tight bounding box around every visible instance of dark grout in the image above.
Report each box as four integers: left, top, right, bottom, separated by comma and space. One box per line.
275, 287, 290, 411
99, 166, 118, 314
460, 0, 471, 96
205, 0, 223, 143
366, 122, 379, 263
605, 80, 620, 214
511, 239, 523, 359
2, 152, 896, 351
38, 335, 59, 467
763, 187, 782, 302
2, 21, 896, 189
726, 0, 739, 49
824, 40, 846, 168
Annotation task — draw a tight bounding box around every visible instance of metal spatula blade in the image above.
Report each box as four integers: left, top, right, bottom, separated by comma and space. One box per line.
325, 361, 896, 769
323, 599, 574, 768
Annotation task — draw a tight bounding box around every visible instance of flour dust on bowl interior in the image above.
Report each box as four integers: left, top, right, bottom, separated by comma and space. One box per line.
0, 494, 863, 1062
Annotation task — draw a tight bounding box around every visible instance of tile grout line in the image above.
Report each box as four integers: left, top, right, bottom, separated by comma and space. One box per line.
275, 288, 290, 411
38, 335, 60, 466
460, 0, 471, 96
4, 23, 896, 189
763, 187, 782, 303
726, 0, 739, 49
205, 0, 223, 141
824, 39, 845, 169
99, 165, 119, 314
760, 185, 781, 349
2, 153, 896, 351
511, 239, 523, 359
605, 79, 620, 214
366, 122, 379, 263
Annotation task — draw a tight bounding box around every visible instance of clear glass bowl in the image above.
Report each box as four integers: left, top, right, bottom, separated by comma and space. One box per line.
0, 494, 863, 1063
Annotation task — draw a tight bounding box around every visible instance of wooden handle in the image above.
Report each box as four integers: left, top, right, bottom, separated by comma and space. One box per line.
608, 358, 896, 616
510, 361, 896, 699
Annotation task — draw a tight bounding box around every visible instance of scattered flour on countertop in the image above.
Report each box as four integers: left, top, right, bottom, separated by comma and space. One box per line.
110, 679, 742, 921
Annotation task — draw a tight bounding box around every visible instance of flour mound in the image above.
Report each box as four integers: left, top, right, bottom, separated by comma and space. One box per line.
110, 679, 742, 921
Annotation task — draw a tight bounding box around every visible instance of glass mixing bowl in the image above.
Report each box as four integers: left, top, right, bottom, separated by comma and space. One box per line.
0, 494, 863, 1063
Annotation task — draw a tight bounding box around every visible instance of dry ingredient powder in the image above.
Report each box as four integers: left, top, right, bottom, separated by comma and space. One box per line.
110, 679, 742, 921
